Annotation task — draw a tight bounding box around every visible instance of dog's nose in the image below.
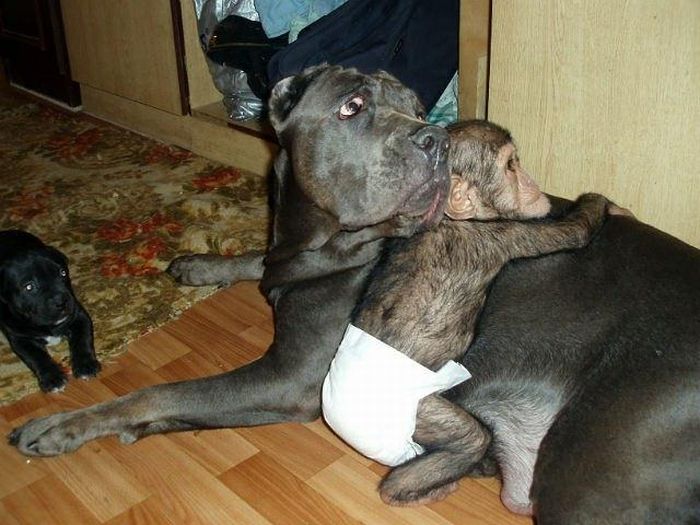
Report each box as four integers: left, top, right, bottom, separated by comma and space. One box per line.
410, 125, 449, 162
50, 295, 69, 311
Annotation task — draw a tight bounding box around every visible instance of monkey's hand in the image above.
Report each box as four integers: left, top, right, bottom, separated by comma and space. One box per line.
564, 193, 612, 246
607, 202, 636, 219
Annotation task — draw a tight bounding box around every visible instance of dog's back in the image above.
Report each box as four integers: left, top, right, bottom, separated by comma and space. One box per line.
457, 213, 700, 523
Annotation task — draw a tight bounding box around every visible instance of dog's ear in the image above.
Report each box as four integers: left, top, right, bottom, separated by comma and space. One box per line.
44, 246, 69, 270
266, 149, 341, 264
268, 64, 331, 132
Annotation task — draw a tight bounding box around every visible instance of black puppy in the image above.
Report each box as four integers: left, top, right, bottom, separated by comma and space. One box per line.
0, 230, 100, 392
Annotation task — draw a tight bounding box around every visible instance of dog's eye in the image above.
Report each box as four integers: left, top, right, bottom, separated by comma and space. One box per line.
338, 96, 364, 120
23, 282, 35, 292
60, 269, 67, 277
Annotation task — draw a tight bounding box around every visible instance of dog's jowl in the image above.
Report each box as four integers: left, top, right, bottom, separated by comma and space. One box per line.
0, 230, 100, 392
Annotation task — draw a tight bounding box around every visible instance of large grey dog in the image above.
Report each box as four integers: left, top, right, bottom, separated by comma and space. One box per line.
10, 66, 700, 523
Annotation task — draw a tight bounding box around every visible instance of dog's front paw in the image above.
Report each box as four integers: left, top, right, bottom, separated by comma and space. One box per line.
37, 369, 67, 393
166, 254, 229, 287
72, 357, 101, 380
8, 412, 88, 456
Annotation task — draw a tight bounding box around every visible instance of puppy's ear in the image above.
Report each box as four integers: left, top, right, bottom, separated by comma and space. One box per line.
268, 64, 330, 132
44, 246, 69, 269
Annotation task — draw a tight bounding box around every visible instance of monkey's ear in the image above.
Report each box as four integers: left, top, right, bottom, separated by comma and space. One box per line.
268, 65, 331, 132
445, 175, 477, 220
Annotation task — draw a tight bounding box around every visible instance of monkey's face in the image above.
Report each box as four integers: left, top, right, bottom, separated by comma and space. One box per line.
444, 121, 551, 221
492, 144, 551, 219
445, 142, 551, 221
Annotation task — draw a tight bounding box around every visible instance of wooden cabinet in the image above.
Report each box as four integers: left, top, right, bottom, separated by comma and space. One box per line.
56, 0, 275, 175
0, 0, 80, 106
60, 0, 185, 114
487, 0, 699, 247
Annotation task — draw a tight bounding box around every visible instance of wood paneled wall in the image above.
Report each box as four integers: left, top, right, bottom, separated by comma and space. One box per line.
488, 0, 699, 247
61, 0, 184, 114
459, 0, 491, 119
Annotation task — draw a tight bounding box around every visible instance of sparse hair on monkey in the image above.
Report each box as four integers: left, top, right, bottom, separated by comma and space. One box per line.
352, 120, 618, 511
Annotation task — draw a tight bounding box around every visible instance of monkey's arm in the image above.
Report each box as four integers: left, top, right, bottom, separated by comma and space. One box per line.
494, 193, 611, 260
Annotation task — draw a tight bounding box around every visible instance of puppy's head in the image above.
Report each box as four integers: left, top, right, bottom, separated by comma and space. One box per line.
0, 245, 76, 328
268, 65, 451, 232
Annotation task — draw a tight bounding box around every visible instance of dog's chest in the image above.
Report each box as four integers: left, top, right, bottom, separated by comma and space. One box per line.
44, 335, 63, 346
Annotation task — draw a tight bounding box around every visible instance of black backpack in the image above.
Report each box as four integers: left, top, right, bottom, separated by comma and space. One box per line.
266, 0, 459, 111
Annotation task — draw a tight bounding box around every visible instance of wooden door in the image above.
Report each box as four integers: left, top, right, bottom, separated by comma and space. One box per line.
0, 0, 80, 106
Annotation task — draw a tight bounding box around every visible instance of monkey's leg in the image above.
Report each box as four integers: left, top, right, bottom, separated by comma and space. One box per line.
379, 394, 491, 506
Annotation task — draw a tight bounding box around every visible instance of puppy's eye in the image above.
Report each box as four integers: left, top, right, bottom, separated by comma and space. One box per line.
23, 282, 35, 292
338, 96, 364, 120
60, 269, 67, 277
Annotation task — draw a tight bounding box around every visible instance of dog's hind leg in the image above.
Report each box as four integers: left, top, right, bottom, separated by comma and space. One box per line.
379, 394, 491, 506
166, 251, 265, 287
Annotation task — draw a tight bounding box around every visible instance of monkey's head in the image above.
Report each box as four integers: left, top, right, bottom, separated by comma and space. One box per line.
444, 120, 551, 221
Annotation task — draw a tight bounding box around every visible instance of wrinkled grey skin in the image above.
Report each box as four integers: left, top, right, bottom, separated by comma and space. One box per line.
9, 66, 450, 454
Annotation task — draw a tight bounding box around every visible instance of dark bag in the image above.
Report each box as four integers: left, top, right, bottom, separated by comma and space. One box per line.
205, 15, 288, 100
266, 0, 459, 111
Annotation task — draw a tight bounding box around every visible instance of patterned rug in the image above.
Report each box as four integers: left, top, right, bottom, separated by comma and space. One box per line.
0, 91, 270, 405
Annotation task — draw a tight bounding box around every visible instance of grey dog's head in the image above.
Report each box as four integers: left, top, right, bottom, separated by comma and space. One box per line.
268, 65, 451, 231
0, 236, 76, 329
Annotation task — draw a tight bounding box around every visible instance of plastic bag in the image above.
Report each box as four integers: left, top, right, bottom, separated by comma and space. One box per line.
194, 0, 264, 121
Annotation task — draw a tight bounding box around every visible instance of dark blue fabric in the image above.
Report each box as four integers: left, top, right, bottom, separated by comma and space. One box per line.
267, 0, 459, 111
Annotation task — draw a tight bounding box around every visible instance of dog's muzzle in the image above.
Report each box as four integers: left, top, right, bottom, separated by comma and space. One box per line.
410, 125, 450, 170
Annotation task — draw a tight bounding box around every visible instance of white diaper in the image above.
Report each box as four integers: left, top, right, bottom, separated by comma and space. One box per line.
322, 324, 471, 467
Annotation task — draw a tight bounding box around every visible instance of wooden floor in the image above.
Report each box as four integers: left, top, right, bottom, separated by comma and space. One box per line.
0, 281, 531, 525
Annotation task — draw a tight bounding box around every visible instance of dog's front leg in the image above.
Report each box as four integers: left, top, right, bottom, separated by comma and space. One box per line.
9, 352, 316, 456
67, 306, 101, 379
167, 251, 265, 287
9, 269, 365, 456
7, 336, 67, 393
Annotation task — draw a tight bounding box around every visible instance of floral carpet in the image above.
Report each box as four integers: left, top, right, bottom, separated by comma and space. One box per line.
0, 92, 270, 404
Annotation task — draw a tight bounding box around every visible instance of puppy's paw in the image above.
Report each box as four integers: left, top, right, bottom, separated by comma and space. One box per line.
72, 357, 101, 380
38, 370, 68, 393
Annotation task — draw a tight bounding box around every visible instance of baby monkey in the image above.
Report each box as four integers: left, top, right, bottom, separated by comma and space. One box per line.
322, 120, 627, 511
